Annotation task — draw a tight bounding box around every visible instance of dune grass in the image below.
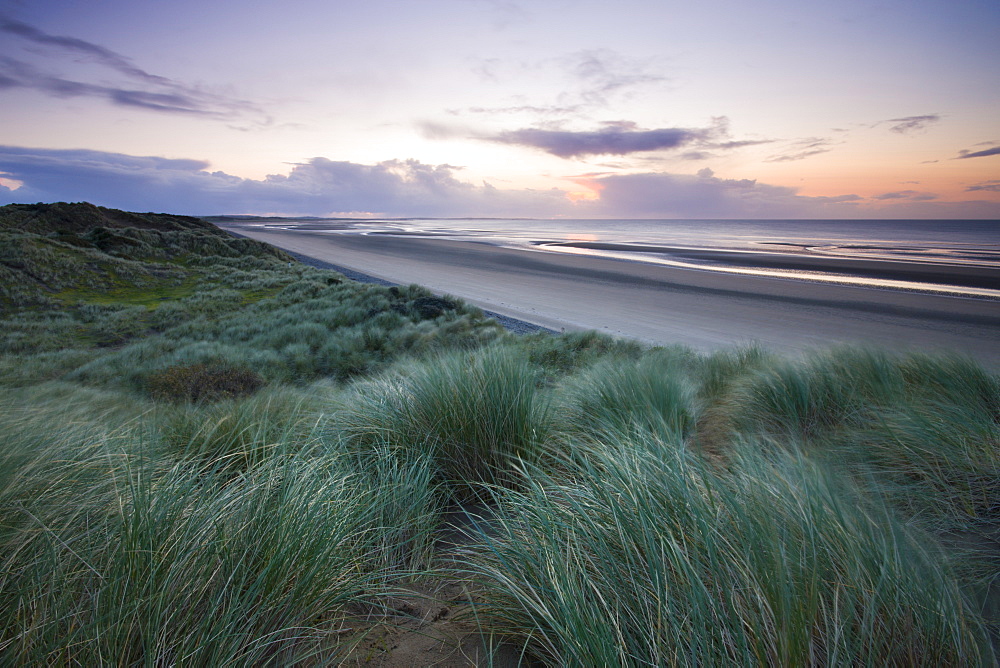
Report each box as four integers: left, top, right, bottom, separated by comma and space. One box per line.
556, 348, 699, 442
464, 432, 991, 666
2, 203, 997, 665
0, 386, 441, 665
339, 346, 552, 490
4, 337, 997, 666
720, 347, 1000, 562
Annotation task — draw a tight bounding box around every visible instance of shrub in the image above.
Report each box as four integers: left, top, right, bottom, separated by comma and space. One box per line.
145, 362, 264, 402
518, 329, 643, 376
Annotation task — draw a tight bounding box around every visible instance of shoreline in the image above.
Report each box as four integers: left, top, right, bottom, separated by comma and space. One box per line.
221, 223, 1000, 367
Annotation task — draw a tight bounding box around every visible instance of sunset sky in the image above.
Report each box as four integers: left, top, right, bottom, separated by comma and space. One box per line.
1, 0, 998, 218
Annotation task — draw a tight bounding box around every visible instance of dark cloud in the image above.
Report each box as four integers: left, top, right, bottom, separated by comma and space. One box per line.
0, 17, 265, 121
873, 190, 938, 201
1, 17, 171, 85
490, 124, 705, 159
878, 114, 941, 134
483, 116, 767, 160
966, 180, 1000, 193
0, 56, 217, 114
956, 145, 1000, 159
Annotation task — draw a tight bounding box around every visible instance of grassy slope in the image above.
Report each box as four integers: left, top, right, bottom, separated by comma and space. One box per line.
1, 203, 998, 665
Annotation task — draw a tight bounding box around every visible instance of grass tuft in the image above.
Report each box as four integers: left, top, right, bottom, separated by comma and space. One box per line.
340, 346, 551, 490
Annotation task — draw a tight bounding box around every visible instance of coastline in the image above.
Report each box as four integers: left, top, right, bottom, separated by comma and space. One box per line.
221, 223, 1000, 367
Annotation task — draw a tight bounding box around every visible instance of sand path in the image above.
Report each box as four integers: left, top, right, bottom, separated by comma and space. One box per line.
223, 225, 1000, 366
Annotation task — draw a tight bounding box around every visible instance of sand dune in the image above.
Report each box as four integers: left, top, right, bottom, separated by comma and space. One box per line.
222, 225, 1000, 367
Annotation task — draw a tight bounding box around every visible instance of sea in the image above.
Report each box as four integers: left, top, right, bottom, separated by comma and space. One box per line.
247, 218, 1000, 299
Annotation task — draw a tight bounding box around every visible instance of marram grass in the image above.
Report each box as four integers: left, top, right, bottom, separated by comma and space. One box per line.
2, 204, 998, 665
0, 388, 441, 665
463, 431, 993, 666
339, 345, 552, 490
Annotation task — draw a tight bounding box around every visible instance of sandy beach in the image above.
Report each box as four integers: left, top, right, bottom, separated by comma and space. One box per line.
222, 224, 1000, 367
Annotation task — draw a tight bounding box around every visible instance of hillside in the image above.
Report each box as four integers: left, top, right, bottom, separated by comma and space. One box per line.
0, 201, 294, 308
1, 201, 226, 234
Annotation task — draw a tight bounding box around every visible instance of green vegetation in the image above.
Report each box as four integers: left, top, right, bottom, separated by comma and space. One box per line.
1, 203, 997, 665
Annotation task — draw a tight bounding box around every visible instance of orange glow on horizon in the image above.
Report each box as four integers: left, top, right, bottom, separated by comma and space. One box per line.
564, 175, 604, 203
566, 189, 600, 202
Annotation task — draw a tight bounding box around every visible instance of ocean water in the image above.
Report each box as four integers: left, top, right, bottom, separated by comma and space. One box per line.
255, 218, 1000, 298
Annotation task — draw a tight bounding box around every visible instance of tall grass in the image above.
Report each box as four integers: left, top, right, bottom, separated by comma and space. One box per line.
721, 348, 1000, 534
154, 386, 320, 472
556, 348, 699, 442
340, 346, 552, 489
4, 204, 999, 664
0, 388, 441, 665
465, 431, 992, 666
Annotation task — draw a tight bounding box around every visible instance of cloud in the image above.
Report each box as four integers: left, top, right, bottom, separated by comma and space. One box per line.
1, 17, 171, 85
462, 49, 668, 118
489, 124, 707, 159
956, 145, 1000, 159
565, 49, 668, 107
0, 17, 265, 121
452, 104, 584, 117
573, 169, 863, 218
578, 170, 1000, 219
0, 56, 223, 115
471, 0, 531, 30
966, 180, 1000, 193
878, 114, 941, 134
483, 116, 769, 160
765, 138, 835, 162
872, 190, 938, 201
0, 145, 567, 217
2, 145, 996, 220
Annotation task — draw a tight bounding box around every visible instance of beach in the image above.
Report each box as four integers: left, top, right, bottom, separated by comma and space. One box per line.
221, 223, 1000, 367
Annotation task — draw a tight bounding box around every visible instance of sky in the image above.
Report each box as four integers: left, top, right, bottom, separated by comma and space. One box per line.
0, 0, 998, 219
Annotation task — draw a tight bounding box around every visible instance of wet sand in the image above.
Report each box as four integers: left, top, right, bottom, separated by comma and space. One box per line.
222, 224, 1000, 367
542, 241, 1000, 290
